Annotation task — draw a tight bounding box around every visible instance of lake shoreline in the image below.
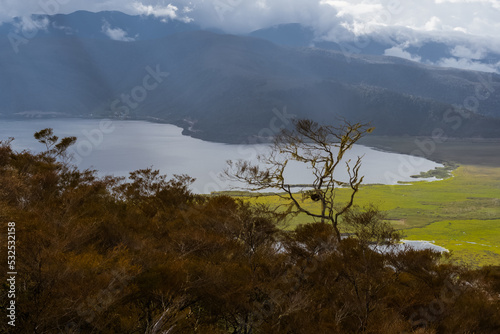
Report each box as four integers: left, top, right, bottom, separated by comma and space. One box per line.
0, 117, 449, 192
3, 115, 498, 164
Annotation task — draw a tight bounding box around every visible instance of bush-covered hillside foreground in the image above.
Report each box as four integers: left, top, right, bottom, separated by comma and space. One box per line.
1, 134, 499, 333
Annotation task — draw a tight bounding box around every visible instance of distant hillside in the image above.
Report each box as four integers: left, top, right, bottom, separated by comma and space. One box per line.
247, 23, 500, 71
1, 14, 500, 143
0, 10, 200, 41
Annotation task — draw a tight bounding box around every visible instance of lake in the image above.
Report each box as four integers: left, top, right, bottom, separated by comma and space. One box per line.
0, 118, 442, 193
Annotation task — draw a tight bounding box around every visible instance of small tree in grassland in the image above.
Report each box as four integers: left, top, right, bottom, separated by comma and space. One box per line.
225, 119, 374, 242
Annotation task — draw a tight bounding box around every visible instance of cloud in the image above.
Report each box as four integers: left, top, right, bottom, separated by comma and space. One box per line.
0, 1, 498, 40
102, 20, 136, 41
435, 57, 500, 73
13, 16, 49, 34
435, 0, 500, 9
379, 36, 500, 73
450, 45, 486, 60
166, 0, 343, 34
52, 22, 73, 35
384, 45, 422, 62
423, 16, 443, 31
316, 0, 500, 47
0, 1, 499, 64
131, 2, 193, 23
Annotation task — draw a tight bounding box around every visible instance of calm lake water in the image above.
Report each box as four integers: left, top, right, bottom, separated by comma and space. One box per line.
0, 119, 442, 193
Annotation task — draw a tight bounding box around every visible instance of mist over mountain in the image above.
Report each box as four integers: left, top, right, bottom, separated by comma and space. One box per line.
248, 23, 500, 74
2, 10, 499, 71
0, 11, 499, 143
0, 10, 200, 42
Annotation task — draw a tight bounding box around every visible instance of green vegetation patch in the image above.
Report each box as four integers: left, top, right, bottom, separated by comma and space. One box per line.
241, 165, 500, 266
410, 161, 459, 179
404, 219, 500, 267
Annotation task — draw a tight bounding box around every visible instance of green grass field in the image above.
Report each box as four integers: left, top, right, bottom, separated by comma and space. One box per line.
231, 138, 500, 267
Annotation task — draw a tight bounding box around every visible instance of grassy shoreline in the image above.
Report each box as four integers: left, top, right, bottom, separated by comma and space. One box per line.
229, 137, 500, 267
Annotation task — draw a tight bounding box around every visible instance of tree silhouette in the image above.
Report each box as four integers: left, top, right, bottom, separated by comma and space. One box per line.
226, 119, 374, 241
34, 128, 76, 162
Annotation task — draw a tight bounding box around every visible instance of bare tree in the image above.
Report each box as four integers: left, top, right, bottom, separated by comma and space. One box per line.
225, 119, 374, 242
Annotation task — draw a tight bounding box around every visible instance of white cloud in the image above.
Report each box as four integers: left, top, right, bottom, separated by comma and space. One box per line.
132, 2, 177, 18
0, 1, 499, 58
101, 20, 136, 42
182, 5, 193, 13
450, 45, 486, 59
52, 22, 73, 34
318, 0, 500, 44
0, 1, 498, 41
0, 1, 498, 74
131, 2, 193, 22
435, 0, 500, 9
322, 0, 383, 17
384, 45, 422, 62
436, 57, 500, 73
423, 16, 443, 31
13, 16, 49, 34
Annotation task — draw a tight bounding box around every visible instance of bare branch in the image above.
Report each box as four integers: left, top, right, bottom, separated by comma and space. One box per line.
224, 118, 373, 241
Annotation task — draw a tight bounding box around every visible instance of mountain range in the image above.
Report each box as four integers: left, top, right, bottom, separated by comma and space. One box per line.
0, 11, 499, 143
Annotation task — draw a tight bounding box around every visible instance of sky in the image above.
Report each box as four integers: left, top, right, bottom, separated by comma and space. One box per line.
1, 0, 499, 71
1, 0, 498, 37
